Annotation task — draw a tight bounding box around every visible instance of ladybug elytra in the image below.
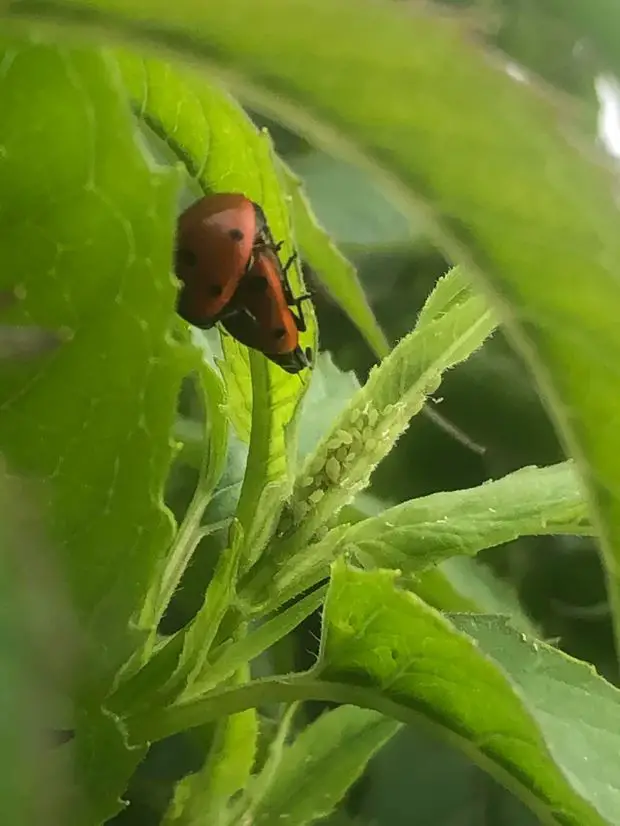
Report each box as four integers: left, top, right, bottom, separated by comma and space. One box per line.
175, 193, 313, 373
175, 193, 269, 328
223, 246, 313, 374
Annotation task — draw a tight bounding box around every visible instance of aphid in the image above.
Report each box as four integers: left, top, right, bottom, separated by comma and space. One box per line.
175, 193, 271, 328
336, 446, 349, 462
308, 489, 325, 505
325, 456, 341, 484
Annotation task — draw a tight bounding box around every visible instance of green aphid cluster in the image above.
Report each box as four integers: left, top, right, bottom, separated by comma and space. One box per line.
291, 401, 408, 527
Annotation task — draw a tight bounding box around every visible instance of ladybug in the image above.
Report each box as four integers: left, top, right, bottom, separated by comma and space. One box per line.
222, 246, 314, 374
175, 194, 271, 328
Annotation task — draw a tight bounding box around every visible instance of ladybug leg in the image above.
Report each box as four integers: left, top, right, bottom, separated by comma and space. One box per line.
288, 294, 314, 332
240, 306, 259, 324
225, 304, 261, 324
215, 307, 238, 322
282, 252, 298, 276
280, 254, 302, 305
216, 304, 256, 324
280, 252, 314, 331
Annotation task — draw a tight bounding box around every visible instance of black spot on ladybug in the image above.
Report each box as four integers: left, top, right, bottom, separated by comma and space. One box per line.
176, 247, 197, 268
274, 327, 286, 339
208, 284, 223, 297
229, 228, 244, 242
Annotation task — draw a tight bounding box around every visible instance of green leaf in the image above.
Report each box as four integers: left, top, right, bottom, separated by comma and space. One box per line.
217, 334, 252, 443
282, 163, 389, 358
114, 474, 322, 713
0, 466, 73, 826
233, 355, 295, 570
115, 48, 300, 272
243, 459, 590, 621
116, 46, 315, 398
129, 563, 620, 826
282, 150, 415, 247
146, 521, 245, 708
19, 0, 620, 656
343, 491, 540, 632
139, 358, 229, 641
163, 671, 258, 826
247, 706, 399, 826
114, 48, 316, 565
74, 706, 147, 824
196, 431, 248, 529
414, 557, 541, 636
319, 564, 620, 826
0, 34, 194, 822
416, 267, 473, 330
233, 703, 298, 826
291, 271, 494, 542
0, 33, 188, 678
452, 612, 620, 822
114, 431, 249, 703
240, 269, 496, 612
185, 586, 327, 698
295, 352, 361, 462
330, 460, 593, 572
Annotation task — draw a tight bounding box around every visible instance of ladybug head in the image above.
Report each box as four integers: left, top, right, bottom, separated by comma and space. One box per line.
269, 345, 313, 374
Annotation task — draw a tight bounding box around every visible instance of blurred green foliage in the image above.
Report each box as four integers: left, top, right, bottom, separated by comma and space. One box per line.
1, 0, 619, 825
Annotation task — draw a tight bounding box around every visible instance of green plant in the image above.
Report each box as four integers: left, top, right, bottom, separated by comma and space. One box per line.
1, 1, 620, 825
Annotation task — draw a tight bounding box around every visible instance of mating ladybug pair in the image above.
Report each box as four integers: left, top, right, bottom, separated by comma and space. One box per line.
175, 193, 314, 374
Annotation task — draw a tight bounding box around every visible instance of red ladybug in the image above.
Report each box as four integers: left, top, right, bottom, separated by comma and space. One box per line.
175, 194, 270, 328
223, 247, 314, 374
